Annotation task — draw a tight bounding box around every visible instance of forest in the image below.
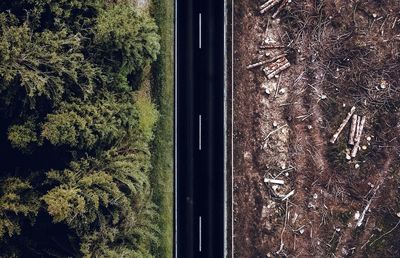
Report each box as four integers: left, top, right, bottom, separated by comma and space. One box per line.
0, 0, 173, 257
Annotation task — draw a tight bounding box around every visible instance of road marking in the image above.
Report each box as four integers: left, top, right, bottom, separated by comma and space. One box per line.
199, 115, 202, 150
199, 13, 202, 49
199, 216, 202, 252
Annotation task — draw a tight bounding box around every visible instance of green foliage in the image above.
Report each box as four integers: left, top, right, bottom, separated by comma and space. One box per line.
0, 178, 39, 239
42, 93, 139, 149
0, 0, 103, 32
0, 0, 163, 256
135, 90, 159, 142
0, 14, 102, 108
94, 4, 160, 89
42, 142, 158, 256
8, 119, 40, 151
149, 0, 174, 255
42, 186, 86, 223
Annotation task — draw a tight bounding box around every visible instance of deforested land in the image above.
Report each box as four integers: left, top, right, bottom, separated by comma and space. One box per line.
233, 0, 400, 257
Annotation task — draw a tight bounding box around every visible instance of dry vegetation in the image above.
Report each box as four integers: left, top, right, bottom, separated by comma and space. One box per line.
233, 0, 400, 257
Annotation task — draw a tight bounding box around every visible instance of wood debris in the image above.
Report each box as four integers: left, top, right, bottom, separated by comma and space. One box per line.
272, 0, 288, 19
260, 0, 281, 14
264, 178, 285, 185
260, 0, 290, 18
330, 106, 356, 144
351, 116, 366, 158
282, 189, 295, 201
246, 53, 287, 70
329, 107, 368, 159
260, 43, 285, 49
357, 185, 379, 227
266, 62, 290, 79
348, 114, 358, 145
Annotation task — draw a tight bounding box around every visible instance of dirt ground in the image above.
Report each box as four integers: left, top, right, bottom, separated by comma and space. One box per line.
232, 0, 400, 257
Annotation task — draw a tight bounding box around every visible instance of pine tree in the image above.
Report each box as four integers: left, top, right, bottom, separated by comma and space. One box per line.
0, 0, 162, 256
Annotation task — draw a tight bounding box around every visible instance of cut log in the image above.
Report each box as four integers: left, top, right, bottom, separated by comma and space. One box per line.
260, 44, 285, 49
247, 60, 268, 69
267, 62, 291, 79
272, 0, 288, 19
264, 178, 285, 185
349, 114, 358, 145
247, 54, 287, 69
260, 0, 281, 14
263, 58, 287, 75
260, 0, 275, 9
351, 116, 366, 158
266, 53, 287, 63
329, 106, 356, 144
282, 190, 295, 201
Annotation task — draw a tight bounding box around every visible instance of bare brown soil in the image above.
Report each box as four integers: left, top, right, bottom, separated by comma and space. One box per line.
232, 0, 400, 257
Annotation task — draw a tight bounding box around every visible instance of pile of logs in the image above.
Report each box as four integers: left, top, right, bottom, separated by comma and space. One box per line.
259, 0, 291, 18
246, 44, 290, 79
329, 106, 367, 159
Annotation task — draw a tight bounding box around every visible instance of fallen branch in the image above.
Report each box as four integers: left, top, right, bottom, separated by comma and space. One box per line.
357, 184, 379, 227
330, 106, 356, 144
277, 199, 289, 254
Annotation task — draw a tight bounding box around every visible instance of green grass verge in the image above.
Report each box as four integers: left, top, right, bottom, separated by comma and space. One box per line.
149, 0, 174, 257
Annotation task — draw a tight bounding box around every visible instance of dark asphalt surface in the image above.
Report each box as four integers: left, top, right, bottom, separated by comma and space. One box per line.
176, 0, 225, 257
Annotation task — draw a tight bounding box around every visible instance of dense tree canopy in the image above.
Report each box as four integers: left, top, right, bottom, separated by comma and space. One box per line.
0, 0, 162, 257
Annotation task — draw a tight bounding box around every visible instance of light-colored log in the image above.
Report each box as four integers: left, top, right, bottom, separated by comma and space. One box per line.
260, 0, 275, 9
260, 44, 285, 49
260, 0, 281, 14
282, 190, 295, 201
267, 62, 291, 79
349, 114, 358, 145
351, 116, 366, 158
263, 58, 287, 75
247, 54, 287, 70
272, 0, 288, 19
329, 106, 356, 144
266, 53, 287, 63
264, 178, 285, 185
247, 60, 268, 69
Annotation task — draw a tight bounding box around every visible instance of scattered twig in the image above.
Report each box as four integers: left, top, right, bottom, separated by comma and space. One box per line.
277, 199, 289, 254
369, 219, 400, 247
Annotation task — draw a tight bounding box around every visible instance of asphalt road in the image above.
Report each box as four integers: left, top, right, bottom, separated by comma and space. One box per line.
176, 0, 225, 257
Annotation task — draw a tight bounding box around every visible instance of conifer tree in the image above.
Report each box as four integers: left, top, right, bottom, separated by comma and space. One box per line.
0, 0, 162, 256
